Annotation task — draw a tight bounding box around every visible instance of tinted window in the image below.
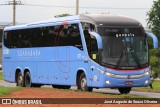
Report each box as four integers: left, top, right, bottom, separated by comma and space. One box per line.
97, 27, 148, 69
4, 23, 83, 50
81, 22, 95, 32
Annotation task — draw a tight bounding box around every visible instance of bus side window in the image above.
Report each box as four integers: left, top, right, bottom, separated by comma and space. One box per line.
81, 22, 96, 32
63, 24, 83, 50
91, 37, 98, 54
83, 29, 91, 53
90, 36, 98, 61
33, 28, 42, 47
21, 29, 32, 48
11, 30, 18, 48
83, 29, 98, 60
4, 31, 10, 48
48, 26, 56, 46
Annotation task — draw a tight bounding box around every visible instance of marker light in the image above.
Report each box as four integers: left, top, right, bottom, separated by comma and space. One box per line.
105, 72, 114, 76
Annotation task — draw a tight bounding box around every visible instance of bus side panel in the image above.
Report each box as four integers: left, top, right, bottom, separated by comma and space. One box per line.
35, 46, 89, 86
68, 47, 91, 86
37, 62, 52, 84
3, 62, 14, 82
44, 61, 74, 85
3, 61, 37, 83
3, 61, 21, 83
69, 61, 89, 86
88, 61, 102, 87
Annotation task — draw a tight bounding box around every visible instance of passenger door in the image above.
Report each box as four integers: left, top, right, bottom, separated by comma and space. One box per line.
89, 37, 100, 87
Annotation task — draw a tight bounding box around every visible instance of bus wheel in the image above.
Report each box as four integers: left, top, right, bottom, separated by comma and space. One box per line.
24, 72, 31, 87
118, 87, 131, 94
16, 72, 23, 87
79, 73, 93, 92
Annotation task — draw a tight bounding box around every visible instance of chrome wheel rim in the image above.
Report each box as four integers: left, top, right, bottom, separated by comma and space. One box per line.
81, 78, 86, 90
17, 75, 23, 86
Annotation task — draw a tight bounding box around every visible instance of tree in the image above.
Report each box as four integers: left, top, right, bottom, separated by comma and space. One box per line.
147, 0, 160, 39
55, 13, 72, 18
147, 0, 160, 83
150, 48, 160, 77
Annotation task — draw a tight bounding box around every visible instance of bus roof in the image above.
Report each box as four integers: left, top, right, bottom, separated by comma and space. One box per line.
4, 15, 80, 31
80, 14, 142, 27
4, 14, 142, 31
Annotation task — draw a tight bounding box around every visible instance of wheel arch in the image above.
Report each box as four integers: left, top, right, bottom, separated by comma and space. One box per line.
23, 68, 31, 81
24, 68, 30, 74
76, 68, 89, 86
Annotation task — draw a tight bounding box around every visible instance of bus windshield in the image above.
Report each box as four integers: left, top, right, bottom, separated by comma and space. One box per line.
98, 27, 148, 69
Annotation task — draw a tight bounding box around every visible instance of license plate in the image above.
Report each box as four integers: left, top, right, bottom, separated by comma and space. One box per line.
125, 81, 133, 85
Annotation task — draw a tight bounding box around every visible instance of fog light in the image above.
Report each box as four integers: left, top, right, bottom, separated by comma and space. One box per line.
106, 80, 111, 85
145, 80, 149, 85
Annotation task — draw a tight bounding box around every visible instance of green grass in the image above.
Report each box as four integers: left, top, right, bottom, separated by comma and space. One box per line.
0, 72, 23, 96
133, 80, 160, 92
0, 86, 22, 96
0, 72, 3, 80
142, 80, 160, 90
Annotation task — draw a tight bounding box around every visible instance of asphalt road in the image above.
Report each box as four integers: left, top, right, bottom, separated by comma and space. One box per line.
0, 80, 160, 98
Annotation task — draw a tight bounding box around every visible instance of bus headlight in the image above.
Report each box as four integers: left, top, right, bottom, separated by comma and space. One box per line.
97, 68, 114, 77
105, 72, 114, 76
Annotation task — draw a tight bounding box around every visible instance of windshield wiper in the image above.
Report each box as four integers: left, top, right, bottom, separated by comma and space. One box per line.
116, 47, 141, 69
116, 47, 127, 68
129, 48, 141, 68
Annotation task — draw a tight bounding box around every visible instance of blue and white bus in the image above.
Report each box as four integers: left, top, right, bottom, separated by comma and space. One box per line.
2, 14, 158, 94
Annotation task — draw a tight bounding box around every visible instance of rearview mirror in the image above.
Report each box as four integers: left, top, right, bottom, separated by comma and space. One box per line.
89, 32, 103, 49
146, 32, 158, 48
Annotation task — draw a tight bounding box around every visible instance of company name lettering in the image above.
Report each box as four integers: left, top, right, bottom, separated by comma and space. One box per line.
116, 33, 135, 37
18, 50, 40, 57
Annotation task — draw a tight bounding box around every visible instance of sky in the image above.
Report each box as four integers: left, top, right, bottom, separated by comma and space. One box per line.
0, 0, 155, 27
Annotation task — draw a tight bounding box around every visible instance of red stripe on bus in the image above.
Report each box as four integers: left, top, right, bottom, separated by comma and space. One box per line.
105, 67, 149, 72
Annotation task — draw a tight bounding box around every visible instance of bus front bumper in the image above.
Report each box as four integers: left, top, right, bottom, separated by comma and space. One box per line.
100, 75, 150, 88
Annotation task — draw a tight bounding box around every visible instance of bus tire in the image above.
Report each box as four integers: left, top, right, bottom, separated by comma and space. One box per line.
16, 72, 23, 87
118, 87, 131, 94
78, 73, 93, 92
24, 72, 32, 87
